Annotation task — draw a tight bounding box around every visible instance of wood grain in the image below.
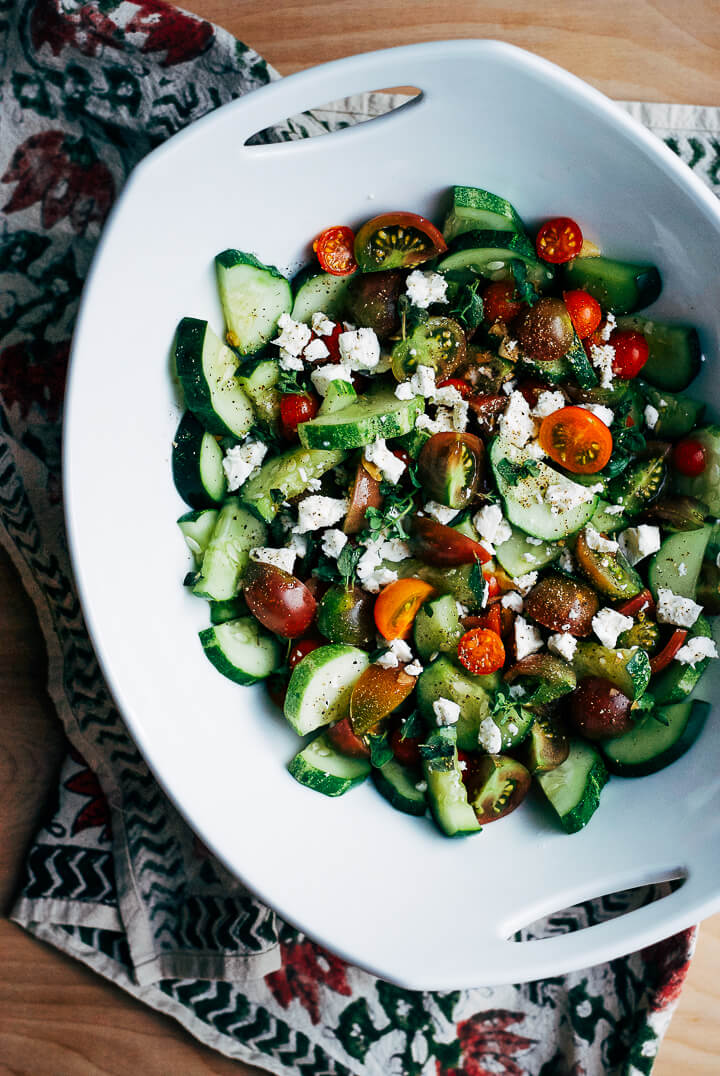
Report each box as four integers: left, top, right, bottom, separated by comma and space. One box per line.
1, 1, 720, 1070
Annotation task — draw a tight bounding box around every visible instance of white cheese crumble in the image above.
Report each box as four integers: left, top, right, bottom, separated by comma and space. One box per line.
338, 326, 381, 370
432, 384, 465, 407
599, 312, 617, 342
222, 441, 267, 491
286, 532, 308, 558
514, 571, 538, 595
294, 495, 347, 533
415, 410, 455, 435
678, 562, 687, 576
404, 659, 423, 677
311, 311, 335, 336
375, 637, 414, 668
547, 482, 595, 515
498, 390, 536, 448
473, 504, 513, 546
501, 591, 524, 613
477, 716, 503, 754
592, 607, 634, 649
532, 390, 566, 419
617, 525, 661, 566
514, 616, 544, 659
423, 501, 458, 525
508, 686, 526, 701
364, 438, 406, 484
321, 529, 348, 559
452, 401, 469, 432
502, 380, 517, 395
433, 697, 460, 726
588, 342, 616, 388
250, 546, 296, 574
604, 504, 626, 515
405, 269, 448, 309
547, 632, 578, 662
644, 404, 659, 430
674, 636, 718, 666
310, 362, 354, 396
394, 381, 415, 401
379, 538, 412, 562
656, 588, 703, 628
584, 403, 614, 427
410, 364, 436, 397
272, 313, 311, 356
356, 539, 398, 593
278, 349, 304, 371
558, 547, 575, 573
303, 337, 330, 362
585, 525, 619, 554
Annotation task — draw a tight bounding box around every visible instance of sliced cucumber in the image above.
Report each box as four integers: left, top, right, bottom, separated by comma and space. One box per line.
175, 318, 255, 439
416, 656, 499, 751
215, 249, 292, 355
601, 700, 710, 777
561, 256, 662, 314
495, 525, 561, 577
192, 500, 266, 601
199, 617, 281, 685
516, 352, 571, 386
177, 508, 219, 565
319, 380, 358, 415
291, 264, 354, 323
640, 383, 704, 439
650, 616, 714, 704
209, 596, 246, 625
443, 185, 525, 242
284, 644, 369, 736
647, 525, 711, 602
573, 642, 651, 700
422, 728, 481, 837
372, 759, 427, 816
617, 317, 702, 392
237, 358, 281, 432
298, 388, 423, 450
172, 411, 227, 509
536, 739, 608, 833
438, 229, 552, 286
288, 731, 371, 796
413, 594, 463, 661
588, 499, 628, 535
673, 425, 720, 515
239, 445, 345, 523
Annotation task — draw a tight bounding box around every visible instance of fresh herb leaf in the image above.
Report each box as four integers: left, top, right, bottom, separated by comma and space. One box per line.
496, 457, 541, 484
510, 261, 538, 306
277, 365, 308, 394
336, 541, 363, 585
448, 278, 484, 331
400, 709, 426, 741
368, 733, 394, 768
311, 558, 340, 584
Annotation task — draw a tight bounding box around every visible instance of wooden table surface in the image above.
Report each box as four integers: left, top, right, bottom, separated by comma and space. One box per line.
2, 2, 720, 1072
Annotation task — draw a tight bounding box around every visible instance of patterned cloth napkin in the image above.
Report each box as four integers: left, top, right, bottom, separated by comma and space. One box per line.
3, 2, 720, 1072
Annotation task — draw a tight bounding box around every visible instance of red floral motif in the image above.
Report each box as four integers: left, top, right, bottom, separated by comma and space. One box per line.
266, 937, 352, 1024
2, 131, 114, 233
125, 1, 215, 67
65, 748, 111, 841
0, 340, 69, 421
437, 1009, 535, 1076
641, 927, 695, 1011
30, 0, 120, 58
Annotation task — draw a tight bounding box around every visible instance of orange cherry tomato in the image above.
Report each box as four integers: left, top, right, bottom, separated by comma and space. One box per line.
536, 217, 583, 264
563, 289, 602, 339
457, 627, 506, 675
483, 280, 524, 324
313, 225, 357, 276
349, 664, 417, 735
374, 577, 436, 640
538, 405, 613, 475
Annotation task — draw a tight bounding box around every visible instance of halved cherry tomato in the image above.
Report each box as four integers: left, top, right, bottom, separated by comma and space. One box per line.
326, 717, 371, 759
536, 217, 583, 264
483, 280, 524, 324
484, 572, 501, 600
389, 726, 422, 769
344, 461, 383, 534
436, 377, 472, 398
563, 289, 602, 339
672, 437, 707, 477
463, 604, 502, 636
354, 212, 447, 273
417, 432, 486, 511
649, 629, 689, 675
322, 321, 344, 363
468, 393, 508, 437
538, 405, 613, 474
410, 515, 492, 567
609, 329, 649, 379
280, 393, 320, 439
457, 627, 506, 675
243, 561, 316, 638
616, 588, 656, 618
374, 577, 436, 640
288, 637, 323, 669
313, 225, 357, 276
349, 663, 417, 735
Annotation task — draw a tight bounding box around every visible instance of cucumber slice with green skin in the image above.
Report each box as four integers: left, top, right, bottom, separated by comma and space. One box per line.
536, 739, 608, 834
640, 383, 704, 439
372, 759, 427, 816
209, 596, 247, 625
516, 353, 572, 387
298, 388, 423, 450
573, 642, 651, 700
177, 508, 219, 565
561, 256, 662, 315
175, 318, 255, 439
647, 524, 711, 602
650, 616, 713, 704
565, 331, 598, 389
288, 731, 371, 797
192, 500, 266, 601
673, 425, 720, 515
172, 411, 227, 509
421, 728, 481, 837
495, 525, 561, 578
290, 264, 354, 323
490, 438, 599, 541
413, 594, 463, 661
588, 499, 628, 535
601, 700, 710, 778
443, 186, 525, 242
284, 644, 369, 736
617, 317, 702, 392
416, 656, 499, 751
237, 358, 281, 432
438, 229, 553, 286
386, 557, 486, 609
215, 249, 292, 355
199, 617, 281, 685
451, 511, 479, 541
239, 445, 345, 523
319, 380, 358, 415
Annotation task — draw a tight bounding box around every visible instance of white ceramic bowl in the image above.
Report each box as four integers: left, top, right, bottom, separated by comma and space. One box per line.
65, 40, 720, 989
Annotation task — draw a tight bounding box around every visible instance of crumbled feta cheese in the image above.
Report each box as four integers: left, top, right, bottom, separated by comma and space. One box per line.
656, 588, 703, 628
477, 716, 502, 754
605, 504, 626, 515
375, 651, 398, 669
310, 362, 354, 396
356, 538, 398, 592
592, 607, 634, 648
644, 404, 659, 430
501, 591, 524, 612
294, 495, 347, 533
410, 364, 436, 397
547, 482, 595, 515
525, 439, 546, 460
674, 636, 718, 666
404, 660, 423, 677
514, 616, 544, 659
273, 312, 311, 356
589, 342, 616, 388
321, 529, 348, 559
303, 337, 330, 363
415, 410, 455, 435
452, 400, 469, 432
473, 504, 513, 546
311, 311, 335, 336
526, 537, 544, 546
423, 501, 458, 525
375, 637, 414, 669
558, 547, 575, 573
278, 348, 304, 371
547, 632, 578, 662
585, 525, 619, 554
286, 532, 308, 558
532, 390, 566, 419
502, 380, 517, 395
433, 697, 460, 726
522, 552, 538, 563
222, 440, 267, 491
338, 326, 381, 370
514, 571, 538, 595
508, 686, 525, 701
394, 381, 416, 401
584, 403, 614, 427
379, 538, 412, 563
364, 438, 406, 484
456, 601, 469, 618
250, 546, 296, 573
617, 525, 661, 566
678, 562, 688, 577
498, 390, 536, 448
415, 780, 428, 792
599, 312, 617, 342
432, 384, 465, 407
405, 269, 448, 309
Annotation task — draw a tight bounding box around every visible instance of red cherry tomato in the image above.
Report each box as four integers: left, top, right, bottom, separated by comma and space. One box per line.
649, 629, 688, 675
535, 217, 583, 264
243, 561, 317, 638
483, 281, 524, 324
354, 212, 447, 272
436, 377, 472, 398
672, 437, 707, 477
563, 289, 602, 339
389, 726, 422, 769
515, 379, 548, 408
313, 225, 357, 276
391, 446, 412, 466
609, 329, 649, 379
410, 515, 492, 567
279, 392, 320, 439
321, 321, 344, 363
616, 588, 656, 618
484, 573, 501, 600
288, 637, 323, 670
457, 627, 506, 675
326, 717, 371, 759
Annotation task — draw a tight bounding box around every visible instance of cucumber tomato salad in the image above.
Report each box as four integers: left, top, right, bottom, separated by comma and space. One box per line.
172, 186, 720, 838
